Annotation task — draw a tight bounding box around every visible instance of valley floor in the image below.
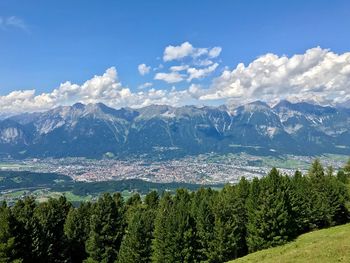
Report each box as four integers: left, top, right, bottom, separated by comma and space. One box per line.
229, 223, 350, 263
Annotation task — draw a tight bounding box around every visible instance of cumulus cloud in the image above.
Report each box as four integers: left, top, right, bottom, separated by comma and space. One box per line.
163, 42, 194, 62
2, 47, 350, 114
0, 16, 28, 31
154, 71, 185, 83
0, 68, 125, 113
138, 63, 151, 75
0, 67, 197, 114
199, 47, 350, 106
187, 63, 219, 82
156, 42, 222, 84
163, 42, 222, 62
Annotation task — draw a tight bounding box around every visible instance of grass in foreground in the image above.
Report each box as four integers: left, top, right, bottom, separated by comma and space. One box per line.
229, 223, 350, 263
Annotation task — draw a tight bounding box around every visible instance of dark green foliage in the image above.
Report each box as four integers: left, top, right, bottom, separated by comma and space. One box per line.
191, 188, 216, 262
0, 159, 349, 262
0, 171, 72, 190
337, 170, 348, 184
247, 168, 293, 252
117, 207, 155, 263
85, 193, 124, 263
307, 160, 349, 228
209, 185, 244, 262
151, 192, 173, 262
64, 202, 92, 263
125, 193, 142, 207
308, 159, 325, 179
144, 190, 159, 209
152, 190, 198, 263
235, 177, 250, 256
11, 197, 39, 262
289, 171, 311, 234
124, 193, 142, 221
0, 203, 17, 262
322, 176, 349, 225
34, 196, 71, 263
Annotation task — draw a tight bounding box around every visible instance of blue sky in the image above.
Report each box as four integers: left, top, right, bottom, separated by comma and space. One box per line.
1, 0, 350, 112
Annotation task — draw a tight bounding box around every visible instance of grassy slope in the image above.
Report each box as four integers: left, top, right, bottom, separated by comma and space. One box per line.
229, 223, 350, 263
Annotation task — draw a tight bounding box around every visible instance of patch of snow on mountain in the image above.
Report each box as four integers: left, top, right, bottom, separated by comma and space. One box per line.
0, 128, 22, 143
285, 124, 303, 134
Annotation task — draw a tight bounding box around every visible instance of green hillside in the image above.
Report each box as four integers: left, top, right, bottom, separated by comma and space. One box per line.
229, 223, 350, 263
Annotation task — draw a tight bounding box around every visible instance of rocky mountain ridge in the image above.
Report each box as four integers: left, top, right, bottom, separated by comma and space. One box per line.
1, 100, 350, 158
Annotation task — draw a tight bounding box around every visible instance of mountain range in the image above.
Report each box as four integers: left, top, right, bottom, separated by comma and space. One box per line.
1, 100, 350, 159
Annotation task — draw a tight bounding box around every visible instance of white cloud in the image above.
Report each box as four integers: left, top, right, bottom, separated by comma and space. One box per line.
163, 42, 194, 61
138, 63, 151, 75
187, 63, 219, 82
199, 47, 350, 106
193, 48, 208, 58
138, 82, 153, 89
194, 59, 214, 67
208, 47, 222, 58
154, 71, 184, 83
0, 16, 27, 31
163, 42, 194, 62
0, 68, 129, 113
0, 67, 199, 114
163, 41, 222, 62
157, 42, 222, 84
170, 65, 189, 72
2, 47, 350, 114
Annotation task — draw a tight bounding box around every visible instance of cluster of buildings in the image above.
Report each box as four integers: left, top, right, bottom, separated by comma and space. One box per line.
2, 153, 345, 184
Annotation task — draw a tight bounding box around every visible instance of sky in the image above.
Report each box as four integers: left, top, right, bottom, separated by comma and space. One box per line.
1, 0, 350, 113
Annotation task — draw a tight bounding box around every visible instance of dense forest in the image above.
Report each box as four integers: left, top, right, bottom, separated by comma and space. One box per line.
1, 159, 350, 263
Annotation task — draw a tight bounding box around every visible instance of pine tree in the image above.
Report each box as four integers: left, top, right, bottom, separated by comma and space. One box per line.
34, 196, 71, 263
11, 196, 39, 262
152, 192, 173, 263
85, 193, 124, 263
171, 189, 198, 262
323, 176, 349, 225
246, 177, 261, 250
144, 191, 159, 209
289, 171, 311, 235
235, 177, 250, 256
191, 188, 216, 262
307, 160, 332, 228
64, 202, 92, 263
126, 193, 142, 207
125, 193, 142, 222
247, 168, 292, 252
117, 207, 155, 263
308, 159, 325, 180
210, 185, 245, 262
0, 202, 18, 263
152, 190, 198, 263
